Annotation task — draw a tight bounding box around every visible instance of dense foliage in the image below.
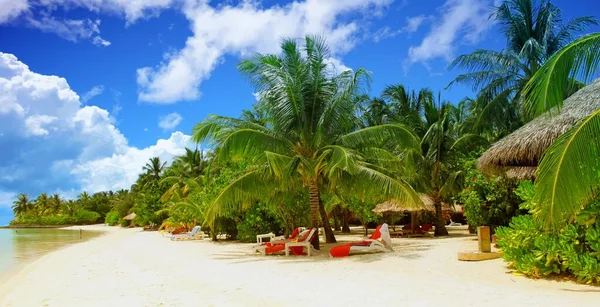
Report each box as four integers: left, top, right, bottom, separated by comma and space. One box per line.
459, 161, 524, 230
497, 198, 600, 285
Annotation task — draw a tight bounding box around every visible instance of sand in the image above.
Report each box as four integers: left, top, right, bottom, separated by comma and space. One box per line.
1, 225, 598, 306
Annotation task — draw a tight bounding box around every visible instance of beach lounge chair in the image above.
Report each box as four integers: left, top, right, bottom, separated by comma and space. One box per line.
170, 226, 205, 241
255, 227, 304, 245
255, 228, 316, 256
329, 223, 393, 258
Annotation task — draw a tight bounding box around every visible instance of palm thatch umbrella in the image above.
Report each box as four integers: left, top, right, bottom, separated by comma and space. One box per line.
478, 78, 600, 179
373, 195, 436, 231
123, 212, 136, 221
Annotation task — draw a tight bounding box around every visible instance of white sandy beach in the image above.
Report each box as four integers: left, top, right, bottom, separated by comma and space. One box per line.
1, 225, 598, 307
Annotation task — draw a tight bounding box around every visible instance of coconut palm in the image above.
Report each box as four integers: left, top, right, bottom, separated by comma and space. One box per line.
34, 193, 51, 216
448, 0, 596, 131
50, 193, 62, 214
143, 157, 167, 179
383, 85, 433, 135
11, 193, 31, 216
193, 36, 422, 249
522, 33, 600, 226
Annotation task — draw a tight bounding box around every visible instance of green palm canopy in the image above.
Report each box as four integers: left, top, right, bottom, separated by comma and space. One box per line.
193, 36, 423, 249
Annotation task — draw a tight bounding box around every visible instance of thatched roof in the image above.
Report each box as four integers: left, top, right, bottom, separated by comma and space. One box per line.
123, 213, 137, 221
478, 78, 600, 179
373, 195, 435, 213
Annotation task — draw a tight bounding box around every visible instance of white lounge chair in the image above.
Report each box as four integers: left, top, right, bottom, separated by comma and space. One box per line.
329, 224, 393, 257
171, 226, 205, 241
285, 228, 317, 256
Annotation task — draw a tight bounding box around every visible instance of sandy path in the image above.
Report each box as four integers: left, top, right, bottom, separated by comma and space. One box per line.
1, 226, 598, 306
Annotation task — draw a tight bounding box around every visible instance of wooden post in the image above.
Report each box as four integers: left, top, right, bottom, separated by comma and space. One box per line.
478, 226, 491, 253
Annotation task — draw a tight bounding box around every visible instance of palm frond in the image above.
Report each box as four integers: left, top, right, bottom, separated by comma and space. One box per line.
340, 124, 420, 151
524, 33, 600, 116
533, 109, 600, 227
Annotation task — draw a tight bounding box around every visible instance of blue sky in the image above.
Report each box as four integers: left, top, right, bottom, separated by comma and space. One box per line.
0, 0, 599, 225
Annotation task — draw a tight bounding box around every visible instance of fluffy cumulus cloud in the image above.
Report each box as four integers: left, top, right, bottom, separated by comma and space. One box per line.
0, 0, 28, 23
407, 0, 496, 65
158, 112, 183, 130
0, 52, 192, 200
137, 0, 393, 103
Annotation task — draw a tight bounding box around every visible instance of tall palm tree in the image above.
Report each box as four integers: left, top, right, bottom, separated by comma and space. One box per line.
449, 0, 596, 130
11, 193, 31, 216
174, 148, 208, 179
143, 157, 167, 180
193, 36, 422, 249
50, 193, 62, 214
34, 193, 51, 217
522, 33, 600, 226
383, 85, 433, 135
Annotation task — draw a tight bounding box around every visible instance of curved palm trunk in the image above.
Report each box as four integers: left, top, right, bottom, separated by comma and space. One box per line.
308, 180, 321, 250
319, 202, 337, 243
433, 201, 449, 236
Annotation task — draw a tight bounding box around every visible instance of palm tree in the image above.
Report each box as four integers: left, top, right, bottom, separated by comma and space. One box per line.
11, 193, 31, 216
193, 36, 422, 249
143, 157, 167, 179
383, 85, 433, 135
174, 148, 208, 179
410, 101, 478, 235
34, 193, 51, 217
448, 0, 596, 130
522, 33, 600, 226
50, 193, 62, 214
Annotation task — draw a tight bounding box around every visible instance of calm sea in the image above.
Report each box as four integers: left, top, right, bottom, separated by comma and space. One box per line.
0, 228, 103, 277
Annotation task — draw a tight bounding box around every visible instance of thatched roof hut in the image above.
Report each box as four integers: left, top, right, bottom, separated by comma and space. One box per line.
123, 213, 137, 221
478, 78, 600, 179
373, 195, 435, 213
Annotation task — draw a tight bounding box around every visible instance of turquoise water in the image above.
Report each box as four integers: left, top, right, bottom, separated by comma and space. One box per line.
0, 229, 103, 277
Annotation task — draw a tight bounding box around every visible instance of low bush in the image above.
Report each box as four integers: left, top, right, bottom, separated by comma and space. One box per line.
236, 203, 283, 243
74, 209, 101, 225
105, 211, 121, 226
496, 200, 600, 285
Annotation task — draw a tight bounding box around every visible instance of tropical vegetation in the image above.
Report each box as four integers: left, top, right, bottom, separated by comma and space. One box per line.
8, 0, 600, 284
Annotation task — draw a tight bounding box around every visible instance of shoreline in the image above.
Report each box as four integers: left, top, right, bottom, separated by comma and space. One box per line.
1, 226, 599, 306
0, 225, 110, 285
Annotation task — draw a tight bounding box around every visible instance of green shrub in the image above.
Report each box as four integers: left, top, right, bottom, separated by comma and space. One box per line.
105, 211, 121, 226
459, 162, 523, 230
236, 203, 284, 242
496, 201, 600, 284
120, 219, 130, 227
74, 209, 101, 225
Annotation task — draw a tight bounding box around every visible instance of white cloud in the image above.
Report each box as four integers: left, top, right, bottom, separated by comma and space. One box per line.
158, 112, 183, 130
0, 52, 190, 197
92, 36, 111, 47
25, 16, 110, 45
324, 57, 351, 76
403, 15, 428, 34
25, 115, 58, 136
0, 0, 176, 25
71, 131, 191, 192
407, 0, 495, 65
137, 0, 393, 103
373, 26, 401, 43
0, 191, 16, 209
82, 85, 104, 103
0, 0, 28, 23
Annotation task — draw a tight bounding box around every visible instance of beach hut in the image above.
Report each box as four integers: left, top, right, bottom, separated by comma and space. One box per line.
373, 195, 435, 233
122, 213, 136, 221
477, 78, 600, 180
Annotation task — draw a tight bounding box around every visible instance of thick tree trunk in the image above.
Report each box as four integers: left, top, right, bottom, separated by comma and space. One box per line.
332, 206, 341, 231
434, 202, 449, 236
319, 201, 337, 243
342, 208, 351, 233
211, 222, 218, 241
308, 179, 321, 250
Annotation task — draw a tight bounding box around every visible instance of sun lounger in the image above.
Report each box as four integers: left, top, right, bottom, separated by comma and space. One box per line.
171, 226, 205, 241
255, 227, 303, 245
329, 224, 393, 258
255, 228, 316, 256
